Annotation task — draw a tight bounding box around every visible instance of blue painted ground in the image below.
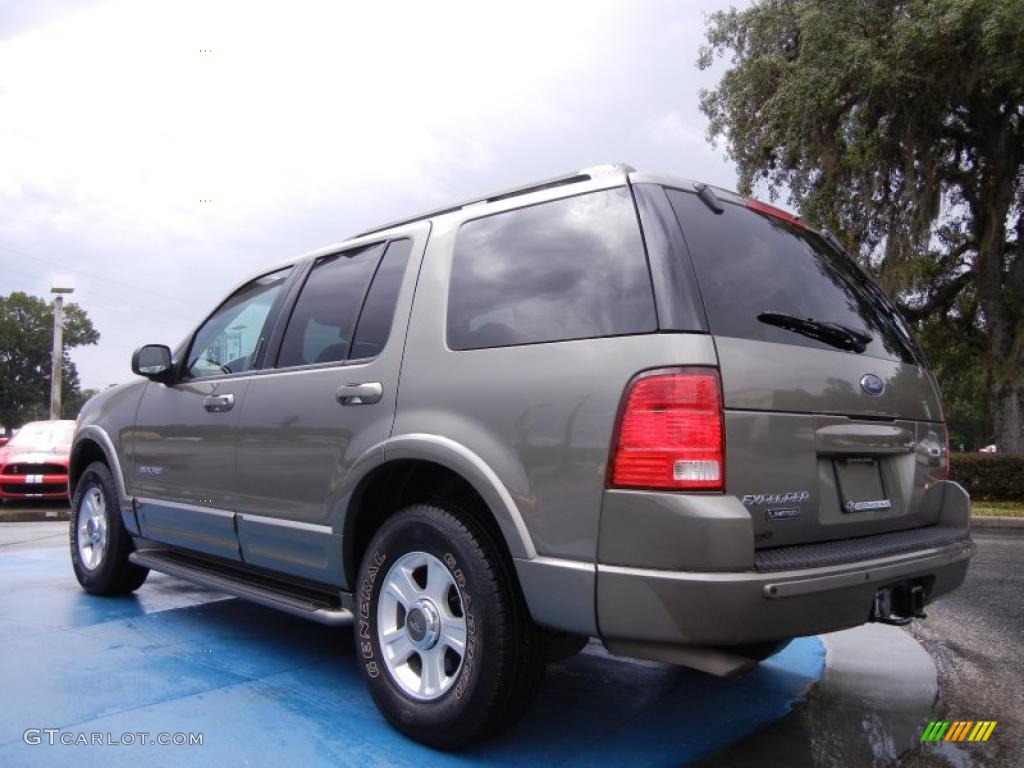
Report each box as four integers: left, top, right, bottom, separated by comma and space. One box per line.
0, 546, 824, 767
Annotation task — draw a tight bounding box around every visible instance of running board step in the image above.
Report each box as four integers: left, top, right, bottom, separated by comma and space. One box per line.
129, 549, 353, 626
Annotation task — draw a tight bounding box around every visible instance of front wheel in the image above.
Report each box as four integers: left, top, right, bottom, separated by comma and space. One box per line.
356, 503, 546, 749
70, 461, 148, 595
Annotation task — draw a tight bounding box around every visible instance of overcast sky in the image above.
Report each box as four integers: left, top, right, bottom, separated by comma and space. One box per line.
0, 0, 748, 390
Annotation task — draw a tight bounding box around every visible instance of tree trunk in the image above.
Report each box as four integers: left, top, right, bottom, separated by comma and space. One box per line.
973, 170, 1021, 453
964, 96, 1024, 453
993, 381, 1024, 453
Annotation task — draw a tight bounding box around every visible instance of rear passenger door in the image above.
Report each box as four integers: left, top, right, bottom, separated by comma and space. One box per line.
232, 226, 426, 584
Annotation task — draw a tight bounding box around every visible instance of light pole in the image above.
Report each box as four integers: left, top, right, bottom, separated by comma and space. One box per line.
50, 278, 74, 420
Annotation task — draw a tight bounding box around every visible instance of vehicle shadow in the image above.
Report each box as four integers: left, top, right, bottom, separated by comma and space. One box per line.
0, 498, 70, 522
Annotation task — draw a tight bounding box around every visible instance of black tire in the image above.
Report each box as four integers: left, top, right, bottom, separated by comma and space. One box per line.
70, 461, 149, 595
356, 503, 547, 749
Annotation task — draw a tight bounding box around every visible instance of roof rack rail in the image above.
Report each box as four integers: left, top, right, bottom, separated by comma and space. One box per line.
352, 163, 636, 238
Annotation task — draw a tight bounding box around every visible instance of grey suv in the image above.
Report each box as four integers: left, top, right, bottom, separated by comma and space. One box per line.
69, 164, 974, 747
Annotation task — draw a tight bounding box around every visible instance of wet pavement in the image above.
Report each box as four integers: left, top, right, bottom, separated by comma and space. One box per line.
1, 519, 823, 767
698, 529, 1023, 767
0, 520, 70, 552
4, 514, 1019, 767
901, 530, 1024, 767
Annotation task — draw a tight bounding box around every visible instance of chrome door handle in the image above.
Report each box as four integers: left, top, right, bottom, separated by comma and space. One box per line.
203, 393, 234, 412
335, 382, 383, 405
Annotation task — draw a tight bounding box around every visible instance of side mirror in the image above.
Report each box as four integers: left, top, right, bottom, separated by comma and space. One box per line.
131, 344, 174, 382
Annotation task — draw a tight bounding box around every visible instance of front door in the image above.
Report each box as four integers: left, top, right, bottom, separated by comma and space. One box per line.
133, 266, 293, 560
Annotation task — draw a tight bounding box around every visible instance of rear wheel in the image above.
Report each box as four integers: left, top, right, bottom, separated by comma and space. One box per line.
356, 503, 546, 749
70, 461, 148, 595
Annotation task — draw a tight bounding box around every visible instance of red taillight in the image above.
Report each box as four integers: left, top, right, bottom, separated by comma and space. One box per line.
939, 425, 951, 480
609, 369, 724, 491
746, 198, 804, 229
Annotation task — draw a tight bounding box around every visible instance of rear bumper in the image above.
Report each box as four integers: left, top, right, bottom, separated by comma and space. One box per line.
596, 480, 974, 658
598, 534, 973, 650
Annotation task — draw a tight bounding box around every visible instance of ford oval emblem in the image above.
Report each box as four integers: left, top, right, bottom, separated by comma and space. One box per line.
860, 374, 885, 397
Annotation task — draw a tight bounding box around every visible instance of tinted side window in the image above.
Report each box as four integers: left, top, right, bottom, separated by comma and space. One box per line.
350, 239, 413, 359
666, 189, 917, 364
632, 183, 707, 332
447, 187, 657, 350
187, 267, 291, 378
277, 242, 385, 368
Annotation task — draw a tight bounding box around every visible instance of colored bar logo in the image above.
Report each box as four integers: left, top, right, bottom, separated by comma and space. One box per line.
921, 721, 997, 742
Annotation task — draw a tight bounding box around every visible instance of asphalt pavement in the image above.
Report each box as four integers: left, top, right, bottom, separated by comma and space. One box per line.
698, 528, 1024, 767
0, 520, 69, 552
901, 530, 1024, 767
0, 499, 69, 523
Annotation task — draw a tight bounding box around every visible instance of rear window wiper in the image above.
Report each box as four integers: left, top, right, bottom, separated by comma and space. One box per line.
757, 311, 874, 353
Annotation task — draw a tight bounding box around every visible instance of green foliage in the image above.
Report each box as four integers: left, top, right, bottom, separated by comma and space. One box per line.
0, 292, 100, 430
951, 453, 1024, 500
65, 387, 100, 419
699, 0, 1023, 261
915, 316, 992, 450
700, 0, 1024, 451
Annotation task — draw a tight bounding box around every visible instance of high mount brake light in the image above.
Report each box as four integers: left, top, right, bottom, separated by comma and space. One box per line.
609, 369, 724, 491
746, 198, 804, 229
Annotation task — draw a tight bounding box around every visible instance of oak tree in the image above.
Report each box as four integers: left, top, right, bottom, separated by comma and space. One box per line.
0, 291, 99, 431
699, 0, 1024, 451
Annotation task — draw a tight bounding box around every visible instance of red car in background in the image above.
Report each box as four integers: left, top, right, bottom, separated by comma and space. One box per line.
0, 420, 76, 501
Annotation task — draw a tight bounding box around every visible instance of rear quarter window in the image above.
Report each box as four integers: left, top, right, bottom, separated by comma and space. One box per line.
447, 187, 657, 350
349, 238, 413, 359
666, 189, 919, 364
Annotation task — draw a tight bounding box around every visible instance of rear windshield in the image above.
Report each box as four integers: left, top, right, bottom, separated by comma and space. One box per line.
667, 189, 921, 365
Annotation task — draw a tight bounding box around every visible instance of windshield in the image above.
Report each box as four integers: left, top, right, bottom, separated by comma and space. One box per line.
666, 189, 922, 365
9, 421, 76, 449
